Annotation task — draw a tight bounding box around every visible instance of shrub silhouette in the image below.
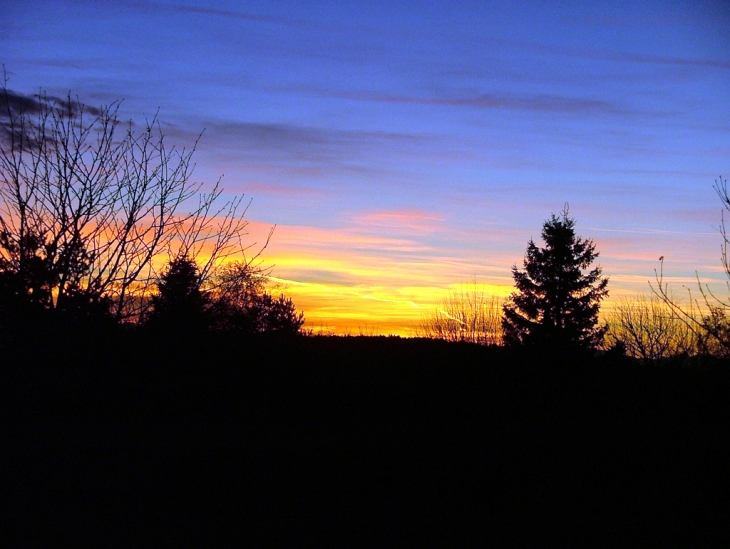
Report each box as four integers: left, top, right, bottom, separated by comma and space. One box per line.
248, 293, 305, 334
0, 229, 114, 335
606, 293, 698, 362
502, 207, 608, 348
653, 177, 730, 357
420, 283, 502, 345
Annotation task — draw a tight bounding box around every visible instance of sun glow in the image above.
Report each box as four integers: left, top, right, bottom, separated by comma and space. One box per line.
257, 232, 726, 336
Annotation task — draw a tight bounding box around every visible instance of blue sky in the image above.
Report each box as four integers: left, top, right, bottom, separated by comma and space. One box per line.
3, 0, 730, 333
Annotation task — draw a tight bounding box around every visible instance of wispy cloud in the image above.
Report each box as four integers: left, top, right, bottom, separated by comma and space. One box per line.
270, 224, 434, 254
352, 209, 444, 232
170, 4, 285, 24
206, 120, 428, 146
173, 119, 433, 165
243, 183, 330, 198
587, 227, 718, 237
570, 47, 730, 71
292, 86, 627, 116
487, 34, 730, 72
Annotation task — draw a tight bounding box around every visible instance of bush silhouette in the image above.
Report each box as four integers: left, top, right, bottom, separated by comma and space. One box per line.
652, 177, 730, 357
606, 293, 698, 362
420, 283, 502, 345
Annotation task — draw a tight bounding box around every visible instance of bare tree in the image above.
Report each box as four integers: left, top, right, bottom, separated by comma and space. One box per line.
0, 77, 263, 322
651, 176, 730, 356
605, 293, 698, 362
420, 283, 502, 345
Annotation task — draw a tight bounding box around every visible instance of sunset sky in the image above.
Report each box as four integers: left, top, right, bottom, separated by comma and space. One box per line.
4, 0, 730, 334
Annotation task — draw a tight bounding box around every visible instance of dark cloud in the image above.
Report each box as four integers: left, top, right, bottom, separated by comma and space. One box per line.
186, 120, 433, 165
285, 85, 626, 116
0, 90, 50, 147
619, 51, 730, 70
23, 59, 87, 70
0, 89, 102, 119
535, 41, 730, 71
1, 89, 43, 115
1, 89, 106, 149
354, 90, 622, 115
210, 121, 426, 146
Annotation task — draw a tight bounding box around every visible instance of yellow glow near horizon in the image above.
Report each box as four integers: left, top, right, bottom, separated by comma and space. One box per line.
267, 275, 509, 336
231, 216, 729, 337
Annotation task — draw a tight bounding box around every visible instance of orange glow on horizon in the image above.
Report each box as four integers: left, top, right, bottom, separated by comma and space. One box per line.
220, 216, 730, 337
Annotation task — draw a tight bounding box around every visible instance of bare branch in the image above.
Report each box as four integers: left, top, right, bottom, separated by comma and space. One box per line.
649, 177, 730, 357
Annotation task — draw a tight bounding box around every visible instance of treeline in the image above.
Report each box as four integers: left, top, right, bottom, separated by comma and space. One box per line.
423, 289, 729, 362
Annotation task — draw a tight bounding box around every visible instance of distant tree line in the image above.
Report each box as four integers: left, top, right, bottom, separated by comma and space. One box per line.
0, 79, 304, 339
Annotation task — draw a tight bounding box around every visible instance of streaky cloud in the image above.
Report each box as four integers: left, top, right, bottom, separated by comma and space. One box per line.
587, 227, 717, 237
163, 2, 286, 24
352, 209, 444, 232
244, 183, 330, 197
178, 119, 435, 166
589, 49, 730, 71
294, 86, 626, 116
470, 33, 730, 72
532, 41, 730, 71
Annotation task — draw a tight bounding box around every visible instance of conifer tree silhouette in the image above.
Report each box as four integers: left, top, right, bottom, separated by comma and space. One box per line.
502, 207, 608, 348
146, 256, 210, 332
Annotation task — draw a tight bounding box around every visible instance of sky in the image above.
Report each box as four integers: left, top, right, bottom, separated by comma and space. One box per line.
3, 0, 730, 335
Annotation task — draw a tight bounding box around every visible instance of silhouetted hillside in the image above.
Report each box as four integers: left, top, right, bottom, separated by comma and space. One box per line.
4, 329, 729, 545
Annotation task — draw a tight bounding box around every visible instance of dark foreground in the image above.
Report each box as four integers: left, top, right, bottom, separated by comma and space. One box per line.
4, 329, 729, 545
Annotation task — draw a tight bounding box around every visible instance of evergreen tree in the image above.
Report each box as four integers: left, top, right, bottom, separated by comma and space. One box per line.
145, 256, 210, 332
502, 208, 608, 348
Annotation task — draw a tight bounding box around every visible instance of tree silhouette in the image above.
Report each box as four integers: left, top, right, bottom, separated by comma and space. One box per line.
249, 293, 305, 334
502, 208, 608, 348
144, 257, 305, 335
208, 260, 304, 334
145, 256, 210, 332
